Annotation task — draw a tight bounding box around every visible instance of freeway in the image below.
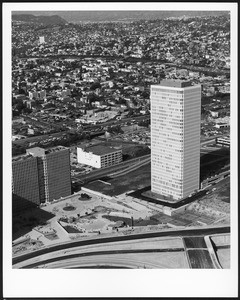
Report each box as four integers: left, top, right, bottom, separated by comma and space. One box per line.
38, 254, 183, 269
12, 130, 67, 147
175, 63, 230, 75
13, 225, 230, 266
18, 55, 230, 75
12, 114, 150, 148
96, 136, 146, 146
40, 256, 149, 269
23, 115, 67, 131
187, 250, 214, 268
73, 154, 150, 183
183, 236, 207, 249
201, 138, 217, 146
83, 114, 150, 130
182, 236, 220, 269
109, 156, 150, 178
20, 247, 184, 269
72, 139, 224, 184
183, 237, 213, 269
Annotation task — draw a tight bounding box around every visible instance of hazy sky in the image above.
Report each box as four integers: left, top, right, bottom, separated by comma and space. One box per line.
12, 10, 228, 22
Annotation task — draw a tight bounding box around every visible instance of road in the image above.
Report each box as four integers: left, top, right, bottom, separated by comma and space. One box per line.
21, 247, 185, 269
12, 114, 150, 148
18, 55, 230, 75
200, 138, 216, 146
13, 225, 230, 267
109, 156, 150, 178
183, 236, 215, 268
37, 254, 182, 269
12, 130, 67, 146
23, 115, 66, 130
72, 138, 225, 184
187, 250, 214, 268
13, 117, 225, 152
183, 236, 207, 249
83, 114, 150, 130
72, 154, 150, 183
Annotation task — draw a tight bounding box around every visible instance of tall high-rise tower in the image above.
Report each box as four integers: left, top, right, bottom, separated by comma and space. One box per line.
150, 79, 201, 201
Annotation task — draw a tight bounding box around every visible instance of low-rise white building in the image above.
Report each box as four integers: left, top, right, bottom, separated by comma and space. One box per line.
77, 145, 122, 169
215, 123, 230, 129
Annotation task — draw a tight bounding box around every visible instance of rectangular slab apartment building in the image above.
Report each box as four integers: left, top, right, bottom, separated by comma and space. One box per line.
12, 146, 71, 213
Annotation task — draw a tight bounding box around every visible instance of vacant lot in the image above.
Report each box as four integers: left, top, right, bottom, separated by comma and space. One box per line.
196, 177, 230, 213
216, 248, 230, 269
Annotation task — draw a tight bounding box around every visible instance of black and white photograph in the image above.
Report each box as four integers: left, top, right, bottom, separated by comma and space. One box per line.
2, 2, 238, 298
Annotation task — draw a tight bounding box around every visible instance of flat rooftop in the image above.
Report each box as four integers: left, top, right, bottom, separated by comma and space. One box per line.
13, 146, 69, 162
159, 79, 192, 88
45, 146, 69, 154
12, 154, 33, 163
81, 145, 121, 156
26, 146, 69, 157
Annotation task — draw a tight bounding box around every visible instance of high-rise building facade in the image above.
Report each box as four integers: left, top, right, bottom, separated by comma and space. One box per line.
150, 79, 201, 201
12, 155, 40, 212
12, 146, 72, 213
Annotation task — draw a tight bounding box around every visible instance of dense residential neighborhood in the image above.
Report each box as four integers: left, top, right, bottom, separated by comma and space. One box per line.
12, 14, 230, 69
12, 13, 230, 152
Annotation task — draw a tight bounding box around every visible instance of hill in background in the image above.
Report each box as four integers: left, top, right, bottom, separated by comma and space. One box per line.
12, 10, 228, 23
12, 14, 67, 25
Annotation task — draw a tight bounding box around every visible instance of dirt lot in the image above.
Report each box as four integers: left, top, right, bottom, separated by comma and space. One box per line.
215, 248, 230, 269
194, 177, 230, 212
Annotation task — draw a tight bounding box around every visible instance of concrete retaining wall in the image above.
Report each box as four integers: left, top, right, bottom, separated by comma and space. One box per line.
81, 187, 112, 200
204, 235, 222, 269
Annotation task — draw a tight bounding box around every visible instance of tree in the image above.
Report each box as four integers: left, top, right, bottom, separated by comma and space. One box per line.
127, 109, 134, 116
107, 125, 123, 134
18, 88, 27, 95
16, 100, 25, 111
12, 110, 20, 117
87, 93, 99, 104
90, 82, 101, 90
12, 97, 18, 106
118, 98, 126, 105
22, 106, 32, 114
33, 100, 42, 108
